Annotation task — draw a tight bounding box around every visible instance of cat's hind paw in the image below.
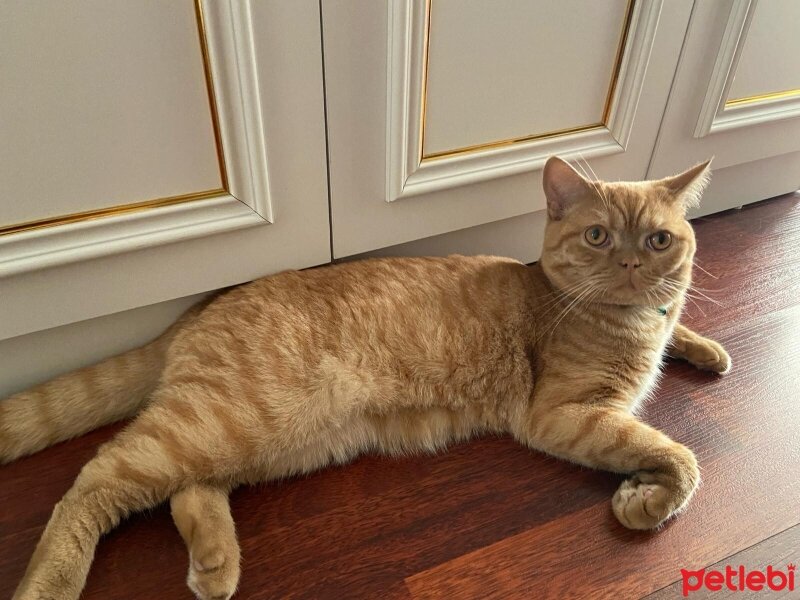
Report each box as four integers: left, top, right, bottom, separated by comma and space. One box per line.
187, 543, 240, 600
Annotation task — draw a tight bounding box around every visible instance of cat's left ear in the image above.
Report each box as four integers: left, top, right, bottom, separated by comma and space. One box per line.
658, 158, 712, 211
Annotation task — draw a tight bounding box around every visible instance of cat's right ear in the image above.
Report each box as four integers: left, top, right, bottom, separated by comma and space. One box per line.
542, 156, 591, 221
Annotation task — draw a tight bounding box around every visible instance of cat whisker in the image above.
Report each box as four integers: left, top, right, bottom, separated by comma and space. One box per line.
537, 277, 594, 301
644, 288, 659, 308
653, 280, 707, 316
536, 288, 585, 315
692, 259, 719, 279
664, 290, 706, 317
539, 281, 600, 342
659, 283, 709, 316
537, 278, 602, 316
579, 156, 611, 212
576, 151, 603, 188
538, 289, 592, 322
658, 280, 686, 294
689, 289, 723, 307
665, 279, 723, 307
572, 153, 610, 211
682, 293, 707, 317
661, 276, 724, 307
662, 275, 722, 293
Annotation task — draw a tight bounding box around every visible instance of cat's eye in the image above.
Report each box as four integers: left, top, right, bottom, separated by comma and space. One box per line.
584, 225, 608, 247
648, 230, 672, 251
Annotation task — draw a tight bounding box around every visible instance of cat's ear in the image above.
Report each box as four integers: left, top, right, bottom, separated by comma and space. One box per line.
658, 159, 712, 211
542, 156, 593, 221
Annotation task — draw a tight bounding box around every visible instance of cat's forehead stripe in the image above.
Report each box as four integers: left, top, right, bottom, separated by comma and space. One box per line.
589, 187, 664, 231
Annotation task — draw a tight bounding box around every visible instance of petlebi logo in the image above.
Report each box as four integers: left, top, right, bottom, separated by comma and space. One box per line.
681, 564, 795, 596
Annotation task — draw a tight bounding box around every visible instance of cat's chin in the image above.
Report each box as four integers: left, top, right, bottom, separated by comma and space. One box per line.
598, 287, 678, 308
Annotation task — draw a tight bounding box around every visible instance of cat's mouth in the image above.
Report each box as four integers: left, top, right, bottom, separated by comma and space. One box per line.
610, 273, 678, 305
615, 271, 642, 292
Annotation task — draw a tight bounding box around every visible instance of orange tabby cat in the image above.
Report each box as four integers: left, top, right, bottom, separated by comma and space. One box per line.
2, 157, 730, 600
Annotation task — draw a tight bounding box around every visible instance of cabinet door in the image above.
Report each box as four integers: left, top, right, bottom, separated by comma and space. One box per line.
649, 0, 800, 214
0, 0, 330, 340
323, 0, 694, 258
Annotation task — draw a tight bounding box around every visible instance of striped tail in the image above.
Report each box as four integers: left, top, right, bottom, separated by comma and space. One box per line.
0, 335, 169, 464
0, 299, 212, 465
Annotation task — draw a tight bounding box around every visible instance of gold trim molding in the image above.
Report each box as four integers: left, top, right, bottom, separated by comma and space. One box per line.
0, 189, 226, 237
420, 0, 635, 162
725, 88, 800, 108
0, 0, 228, 238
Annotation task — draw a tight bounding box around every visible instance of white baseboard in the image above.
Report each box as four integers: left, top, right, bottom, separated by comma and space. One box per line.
0, 293, 205, 398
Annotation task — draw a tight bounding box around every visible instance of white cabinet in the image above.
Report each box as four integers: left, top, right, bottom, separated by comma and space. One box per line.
648, 0, 800, 214
0, 0, 330, 340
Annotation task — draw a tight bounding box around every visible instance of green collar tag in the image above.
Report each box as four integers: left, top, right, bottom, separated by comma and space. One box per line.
656, 306, 668, 316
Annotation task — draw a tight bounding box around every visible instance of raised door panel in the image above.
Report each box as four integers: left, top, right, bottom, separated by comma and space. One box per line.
726, 0, 800, 102
650, 0, 800, 207
423, 0, 629, 157
324, 0, 694, 258
0, 0, 330, 340
0, 0, 222, 227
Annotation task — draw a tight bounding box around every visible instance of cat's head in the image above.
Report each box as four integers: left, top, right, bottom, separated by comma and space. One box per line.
540, 156, 711, 308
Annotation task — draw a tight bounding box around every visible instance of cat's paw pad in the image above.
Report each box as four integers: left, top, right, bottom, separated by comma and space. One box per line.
187, 547, 240, 600
612, 479, 673, 530
688, 339, 731, 374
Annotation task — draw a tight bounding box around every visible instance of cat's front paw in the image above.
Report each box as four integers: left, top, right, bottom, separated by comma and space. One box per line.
612, 478, 673, 529
187, 544, 240, 600
685, 337, 731, 374
611, 464, 698, 530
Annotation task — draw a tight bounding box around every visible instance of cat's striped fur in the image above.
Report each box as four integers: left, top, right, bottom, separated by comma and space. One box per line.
3, 157, 730, 600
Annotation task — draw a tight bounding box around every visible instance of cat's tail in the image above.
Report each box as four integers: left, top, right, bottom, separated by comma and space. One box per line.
0, 301, 209, 465
0, 335, 169, 464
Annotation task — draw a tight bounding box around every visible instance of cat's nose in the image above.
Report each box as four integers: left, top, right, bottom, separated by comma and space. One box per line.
619, 258, 641, 270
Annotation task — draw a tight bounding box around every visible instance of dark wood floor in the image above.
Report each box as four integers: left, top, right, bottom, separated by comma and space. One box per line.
2, 194, 799, 599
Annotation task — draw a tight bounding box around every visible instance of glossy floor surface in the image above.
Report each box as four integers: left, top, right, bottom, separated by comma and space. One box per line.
1, 194, 799, 599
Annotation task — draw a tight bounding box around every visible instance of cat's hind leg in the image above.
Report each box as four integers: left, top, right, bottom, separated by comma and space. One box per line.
12, 389, 242, 600
13, 422, 179, 599
511, 401, 699, 530
171, 484, 241, 600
